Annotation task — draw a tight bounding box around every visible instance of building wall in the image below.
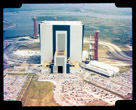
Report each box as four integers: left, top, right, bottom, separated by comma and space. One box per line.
40, 22, 83, 65
56, 31, 67, 51
40, 24, 53, 64
53, 25, 70, 57
54, 56, 67, 73
70, 25, 83, 62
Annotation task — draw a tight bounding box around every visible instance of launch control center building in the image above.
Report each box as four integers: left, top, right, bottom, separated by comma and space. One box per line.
39, 21, 84, 73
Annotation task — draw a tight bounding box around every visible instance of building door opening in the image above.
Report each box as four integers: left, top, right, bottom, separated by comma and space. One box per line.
58, 66, 63, 73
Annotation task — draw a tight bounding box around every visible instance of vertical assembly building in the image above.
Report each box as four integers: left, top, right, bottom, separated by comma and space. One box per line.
39, 21, 84, 73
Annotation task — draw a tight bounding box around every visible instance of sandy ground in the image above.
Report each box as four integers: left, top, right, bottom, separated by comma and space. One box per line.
83, 37, 132, 68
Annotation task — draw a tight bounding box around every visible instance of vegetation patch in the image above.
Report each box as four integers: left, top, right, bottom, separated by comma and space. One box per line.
119, 66, 132, 73
83, 43, 89, 50
7, 73, 28, 75
22, 74, 60, 106
17, 73, 34, 101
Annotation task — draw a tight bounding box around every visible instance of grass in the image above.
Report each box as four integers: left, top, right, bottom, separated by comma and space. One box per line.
90, 73, 96, 76
22, 74, 60, 106
119, 66, 132, 73
83, 43, 89, 50
82, 16, 132, 47
17, 73, 33, 101
7, 73, 28, 75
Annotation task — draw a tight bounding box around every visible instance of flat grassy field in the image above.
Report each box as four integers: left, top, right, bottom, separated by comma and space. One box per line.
83, 43, 89, 50
118, 66, 132, 73
22, 74, 60, 106
7, 73, 28, 75
17, 74, 33, 101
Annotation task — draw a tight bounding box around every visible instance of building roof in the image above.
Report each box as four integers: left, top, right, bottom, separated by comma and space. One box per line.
89, 60, 119, 73
40, 21, 83, 25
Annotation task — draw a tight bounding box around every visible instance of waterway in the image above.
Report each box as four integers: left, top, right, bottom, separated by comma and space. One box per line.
3, 4, 132, 39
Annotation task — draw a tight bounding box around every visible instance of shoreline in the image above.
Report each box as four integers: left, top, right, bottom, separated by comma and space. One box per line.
4, 34, 31, 40
3, 23, 17, 31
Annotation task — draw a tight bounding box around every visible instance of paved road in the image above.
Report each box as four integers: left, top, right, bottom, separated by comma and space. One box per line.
4, 36, 39, 64
53, 74, 73, 106
99, 41, 132, 61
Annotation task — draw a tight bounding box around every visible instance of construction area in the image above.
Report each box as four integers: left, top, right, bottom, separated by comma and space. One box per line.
3, 17, 132, 106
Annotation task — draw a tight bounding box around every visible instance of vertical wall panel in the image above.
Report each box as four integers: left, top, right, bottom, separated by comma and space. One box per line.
53, 25, 70, 57
40, 24, 53, 63
70, 25, 82, 62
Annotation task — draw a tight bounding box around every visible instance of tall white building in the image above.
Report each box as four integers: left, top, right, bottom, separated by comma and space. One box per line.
39, 21, 84, 73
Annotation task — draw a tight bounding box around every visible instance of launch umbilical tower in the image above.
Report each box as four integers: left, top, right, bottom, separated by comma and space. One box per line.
93, 31, 99, 60
89, 31, 99, 61
33, 17, 39, 38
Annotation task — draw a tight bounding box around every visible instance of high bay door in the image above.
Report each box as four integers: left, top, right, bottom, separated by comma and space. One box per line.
58, 66, 63, 73
53, 31, 67, 73
56, 31, 67, 51
55, 57, 66, 73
